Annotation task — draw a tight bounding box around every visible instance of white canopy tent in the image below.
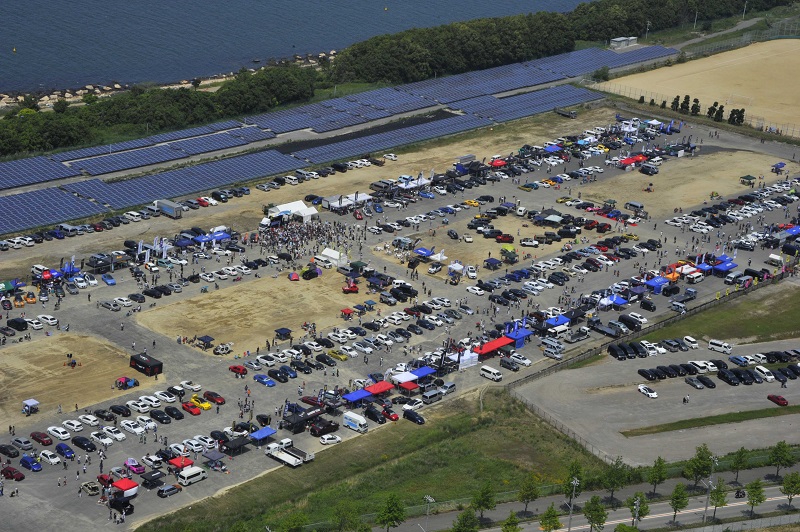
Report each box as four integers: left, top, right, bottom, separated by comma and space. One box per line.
390, 371, 418, 384
320, 248, 348, 267
292, 206, 319, 223
430, 250, 448, 262
448, 351, 479, 370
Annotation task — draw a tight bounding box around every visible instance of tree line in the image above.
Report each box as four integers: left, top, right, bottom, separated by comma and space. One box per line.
638, 93, 747, 125
0, 0, 791, 157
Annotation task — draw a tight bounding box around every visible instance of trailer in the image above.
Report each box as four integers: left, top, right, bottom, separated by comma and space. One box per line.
554, 107, 577, 119
670, 288, 698, 305
265, 443, 302, 467
129, 353, 163, 377
564, 328, 590, 344
153, 199, 183, 219
278, 438, 315, 463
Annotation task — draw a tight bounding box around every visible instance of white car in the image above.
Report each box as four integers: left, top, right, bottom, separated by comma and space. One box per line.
126, 400, 150, 413
235, 265, 252, 275
168, 257, 189, 266
114, 297, 133, 307
353, 342, 373, 354
628, 312, 648, 325
572, 265, 589, 274
91, 431, 114, 447
375, 334, 393, 346
37, 314, 59, 326
78, 414, 99, 427
39, 450, 62, 465
386, 315, 403, 326
47, 426, 71, 440
383, 153, 398, 161
200, 272, 215, 283
154, 391, 177, 403
432, 297, 451, 307
103, 426, 126, 441
462, 234, 474, 243
213, 270, 229, 280
328, 332, 347, 343
271, 351, 288, 363
210, 248, 232, 256
402, 398, 424, 411
139, 395, 161, 408
194, 435, 216, 449
200, 196, 218, 206
121, 420, 145, 436
320, 434, 342, 445
341, 330, 357, 340
665, 218, 683, 227
84, 274, 98, 286
304, 341, 323, 352
182, 439, 205, 453
256, 354, 277, 367
466, 286, 485, 295
142, 455, 164, 469
423, 300, 442, 310
510, 354, 532, 367
222, 266, 238, 276
340, 345, 358, 358
520, 238, 539, 247
466, 266, 477, 279
427, 315, 444, 326
180, 381, 202, 392
638, 384, 658, 398
136, 416, 157, 430
73, 277, 88, 289
169, 444, 189, 457
633, 244, 650, 254
24, 319, 43, 330
222, 427, 247, 439
62, 419, 83, 432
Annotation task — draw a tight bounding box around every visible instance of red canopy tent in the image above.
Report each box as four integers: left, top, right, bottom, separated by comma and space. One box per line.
168, 456, 194, 470
490, 159, 507, 167
111, 477, 139, 497
399, 381, 419, 391
365, 381, 394, 395
473, 336, 514, 355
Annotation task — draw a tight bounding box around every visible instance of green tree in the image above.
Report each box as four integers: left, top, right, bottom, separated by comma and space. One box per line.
625, 491, 649, 525
191, 78, 202, 90
690, 98, 701, 116
603, 456, 630, 503
593, 66, 610, 81
746, 479, 766, 516
471, 481, 496, 519
279, 512, 309, 532
648, 456, 667, 495
562, 461, 584, 507
539, 503, 562, 532
669, 484, 689, 523
680, 94, 691, 114
684, 443, 714, 487
19, 94, 40, 111
670, 95, 680, 112
583, 495, 608, 531
451, 508, 479, 532
735, 108, 746, 125
518, 473, 540, 513
709, 477, 727, 522
769, 440, 796, 478
52, 99, 69, 114
731, 447, 749, 483
614, 525, 638, 532
714, 104, 725, 122
501, 511, 522, 532
82, 93, 99, 105
781, 471, 800, 508
376, 494, 406, 532
331, 501, 362, 532
707, 101, 718, 118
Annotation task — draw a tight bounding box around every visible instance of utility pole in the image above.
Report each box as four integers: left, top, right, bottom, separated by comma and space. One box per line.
567, 477, 580, 532
424, 495, 435, 532
645, 21, 652, 40
631, 497, 640, 527
702, 457, 719, 523
743, 1, 748, 19
694, 10, 699, 29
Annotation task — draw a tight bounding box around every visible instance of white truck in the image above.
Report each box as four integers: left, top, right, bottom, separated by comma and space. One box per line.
277, 438, 315, 463
153, 199, 183, 219
342, 411, 368, 433
265, 443, 302, 467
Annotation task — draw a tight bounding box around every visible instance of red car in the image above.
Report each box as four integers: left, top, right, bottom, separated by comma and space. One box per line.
591, 244, 608, 252
381, 408, 399, 421
229, 365, 248, 376
301, 396, 324, 408
182, 402, 201, 416
196, 197, 209, 207
342, 285, 359, 294
404, 307, 421, 317
1, 466, 24, 481
353, 210, 364, 220
584, 220, 598, 230
96, 474, 113, 488
203, 391, 226, 405
596, 223, 612, 233
30, 432, 52, 446
91, 223, 105, 232
768, 394, 789, 406
495, 234, 514, 243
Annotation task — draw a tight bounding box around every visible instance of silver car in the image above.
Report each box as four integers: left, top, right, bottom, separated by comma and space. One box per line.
100, 301, 121, 311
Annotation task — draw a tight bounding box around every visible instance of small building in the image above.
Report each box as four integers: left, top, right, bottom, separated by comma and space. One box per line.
610, 36, 638, 50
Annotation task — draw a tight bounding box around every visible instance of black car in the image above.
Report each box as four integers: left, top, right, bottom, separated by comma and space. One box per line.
710, 359, 728, 370
416, 319, 436, 330
363, 405, 386, 425
109, 404, 131, 417
305, 359, 325, 370
155, 448, 177, 462
488, 294, 509, 306
129, 293, 146, 303
0, 444, 20, 458
93, 409, 116, 422
407, 323, 424, 335
696, 375, 716, 388
142, 288, 162, 299
501, 290, 518, 302
717, 369, 740, 386
391, 396, 412, 405
268, 369, 289, 383
71, 436, 97, 452
669, 364, 687, 377
656, 365, 677, 378
777, 367, 797, 380
317, 338, 335, 349
150, 410, 171, 424
164, 406, 184, 420
403, 410, 425, 425
292, 344, 312, 356
638, 369, 657, 381
154, 285, 172, 296
679, 363, 698, 375
291, 360, 313, 374
447, 229, 459, 240
210, 430, 230, 444
316, 353, 337, 366
235, 421, 259, 433
363, 322, 381, 332
166, 386, 185, 399
348, 326, 367, 336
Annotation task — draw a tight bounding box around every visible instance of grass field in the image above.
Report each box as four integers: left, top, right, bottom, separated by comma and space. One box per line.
622, 405, 800, 437
137, 390, 607, 532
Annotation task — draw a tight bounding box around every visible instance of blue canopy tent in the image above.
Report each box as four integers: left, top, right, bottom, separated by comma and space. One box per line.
644, 276, 669, 294
773, 162, 786, 169
609, 294, 627, 305
414, 247, 434, 257
695, 263, 712, 273
411, 367, 436, 378
484, 257, 502, 270
506, 319, 534, 348
344, 271, 361, 279
274, 328, 292, 340
343, 389, 372, 404
193, 234, 213, 244
209, 231, 231, 242
61, 264, 80, 276
353, 304, 366, 315
716, 254, 732, 263
363, 300, 377, 310
712, 261, 737, 275
249, 426, 277, 442
174, 238, 194, 248
545, 145, 561, 152
367, 276, 386, 287
545, 315, 570, 327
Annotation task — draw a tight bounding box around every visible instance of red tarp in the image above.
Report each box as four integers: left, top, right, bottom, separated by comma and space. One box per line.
112, 478, 138, 491
619, 154, 647, 166
168, 457, 194, 470
399, 381, 419, 390
365, 381, 394, 394
473, 336, 514, 355
490, 159, 507, 167
341, 308, 353, 315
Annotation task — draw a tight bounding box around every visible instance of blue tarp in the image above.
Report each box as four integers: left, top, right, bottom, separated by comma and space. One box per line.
484, 258, 502, 266
695, 263, 712, 271
545, 315, 570, 326
609, 294, 627, 305
411, 366, 436, 378
787, 226, 800, 236
545, 145, 561, 152
716, 254, 732, 262
210, 231, 230, 241
343, 389, 372, 402
367, 276, 384, 285
414, 247, 433, 257
193, 234, 213, 243
713, 261, 737, 272
250, 427, 277, 441
774, 162, 786, 169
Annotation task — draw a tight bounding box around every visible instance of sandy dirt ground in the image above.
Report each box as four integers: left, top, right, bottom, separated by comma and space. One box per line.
607, 40, 800, 129
0, 333, 157, 427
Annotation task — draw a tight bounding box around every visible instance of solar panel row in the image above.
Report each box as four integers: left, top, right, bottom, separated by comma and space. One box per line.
451, 85, 604, 123
0, 188, 108, 235
50, 138, 156, 162
228, 127, 276, 142
168, 133, 248, 156
0, 157, 81, 189
76, 145, 189, 175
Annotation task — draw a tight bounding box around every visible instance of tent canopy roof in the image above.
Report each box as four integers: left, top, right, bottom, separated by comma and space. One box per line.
473, 336, 514, 355
365, 381, 394, 394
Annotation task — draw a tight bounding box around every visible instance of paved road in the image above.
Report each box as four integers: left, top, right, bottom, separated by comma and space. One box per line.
674, 18, 765, 50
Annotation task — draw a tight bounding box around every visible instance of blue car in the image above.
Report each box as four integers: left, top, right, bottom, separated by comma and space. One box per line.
55, 443, 75, 459
729, 355, 749, 367
101, 274, 116, 286
20, 455, 42, 472
279, 365, 297, 379
418, 191, 435, 199
373, 203, 384, 213
439, 206, 455, 214
253, 374, 276, 387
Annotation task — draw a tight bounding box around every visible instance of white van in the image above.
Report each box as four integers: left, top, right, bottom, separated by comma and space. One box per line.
480, 365, 503, 382
649, 157, 664, 166
543, 348, 563, 360
689, 360, 709, 374
670, 301, 686, 313
422, 389, 443, 404
541, 337, 565, 353
754, 365, 775, 382
144, 205, 161, 217
313, 256, 333, 269
177, 466, 208, 486
724, 271, 743, 285
31, 264, 48, 276
547, 324, 570, 339
686, 272, 704, 284
285, 175, 300, 185
684, 336, 699, 349
708, 339, 732, 354
124, 211, 142, 222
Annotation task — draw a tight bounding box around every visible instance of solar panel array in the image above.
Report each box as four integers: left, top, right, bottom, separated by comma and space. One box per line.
146, 125, 216, 144
75, 145, 189, 175
450, 85, 603, 123
0, 188, 108, 235
62, 150, 306, 210
526, 46, 677, 78
348, 87, 435, 115
168, 133, 248, 155
0, 156, 81, 189
51, 138, 156, 162
294, 114, 492, 164
207, 120, 243, 131
228, 126, 276, 143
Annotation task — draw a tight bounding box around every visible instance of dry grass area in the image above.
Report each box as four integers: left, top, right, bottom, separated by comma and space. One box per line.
0, 333, 157, 427
609, 40, 800, 127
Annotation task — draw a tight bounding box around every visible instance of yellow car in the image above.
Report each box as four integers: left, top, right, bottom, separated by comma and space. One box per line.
464, 199, 480, 207
190, 394, 212, 410
543, 179, 556, 186
622, 233, 639, 241
556, 196, 572, 203
474, 213, 492, 220
596, 144, 610, 152
328, 349, 349, 362
14, 294, 25, 308
24, 292, 37, 304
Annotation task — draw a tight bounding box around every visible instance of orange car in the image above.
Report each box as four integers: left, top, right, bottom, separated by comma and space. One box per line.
24, 292, 37, 304
14, 295, 25, 308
